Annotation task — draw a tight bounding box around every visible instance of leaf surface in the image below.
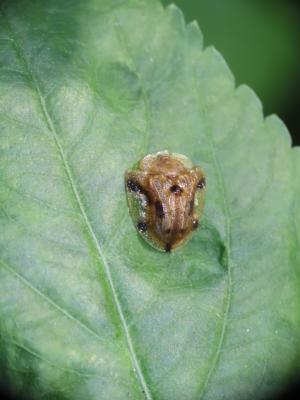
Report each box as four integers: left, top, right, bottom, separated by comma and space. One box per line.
0, 1, 299, 400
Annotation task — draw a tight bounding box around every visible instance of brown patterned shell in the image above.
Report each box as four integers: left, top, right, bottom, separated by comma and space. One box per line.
125, 151, 206, 252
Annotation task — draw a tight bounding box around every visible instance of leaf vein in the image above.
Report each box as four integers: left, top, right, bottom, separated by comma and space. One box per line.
193, 66, 234, 399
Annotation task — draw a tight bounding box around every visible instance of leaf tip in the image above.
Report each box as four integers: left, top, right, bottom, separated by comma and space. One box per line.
236, 84, 264, 117
187, 20, 204, 50
164, 2, 186, 34
265, 114, 293, 148
204, 45, 235, 87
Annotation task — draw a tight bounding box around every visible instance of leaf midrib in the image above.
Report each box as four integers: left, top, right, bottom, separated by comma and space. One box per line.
1, 9, 152, 400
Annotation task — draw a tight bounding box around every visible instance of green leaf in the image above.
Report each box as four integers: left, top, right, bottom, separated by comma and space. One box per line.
0, 1, 299, 400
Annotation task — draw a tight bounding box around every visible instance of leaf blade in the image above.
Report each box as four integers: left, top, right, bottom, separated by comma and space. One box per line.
0, 1, 299, 400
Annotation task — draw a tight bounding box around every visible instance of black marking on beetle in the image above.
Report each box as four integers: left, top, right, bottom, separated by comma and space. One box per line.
137, 221, 147, 232
165, 243, 172, 252
197, 177, 206, 189
170, 185, 182, 195
189, 200, 194, 216
127, 179, 141, 192
155, 200, 164, 218
192, 219, 199, 229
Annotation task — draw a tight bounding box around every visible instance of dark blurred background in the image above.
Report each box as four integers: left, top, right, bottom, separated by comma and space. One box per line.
162, 0, 300, 147
1, 1, 299, 400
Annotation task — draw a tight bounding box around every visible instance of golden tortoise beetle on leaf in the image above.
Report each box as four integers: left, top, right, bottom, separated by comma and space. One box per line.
125, 151, 206, 252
